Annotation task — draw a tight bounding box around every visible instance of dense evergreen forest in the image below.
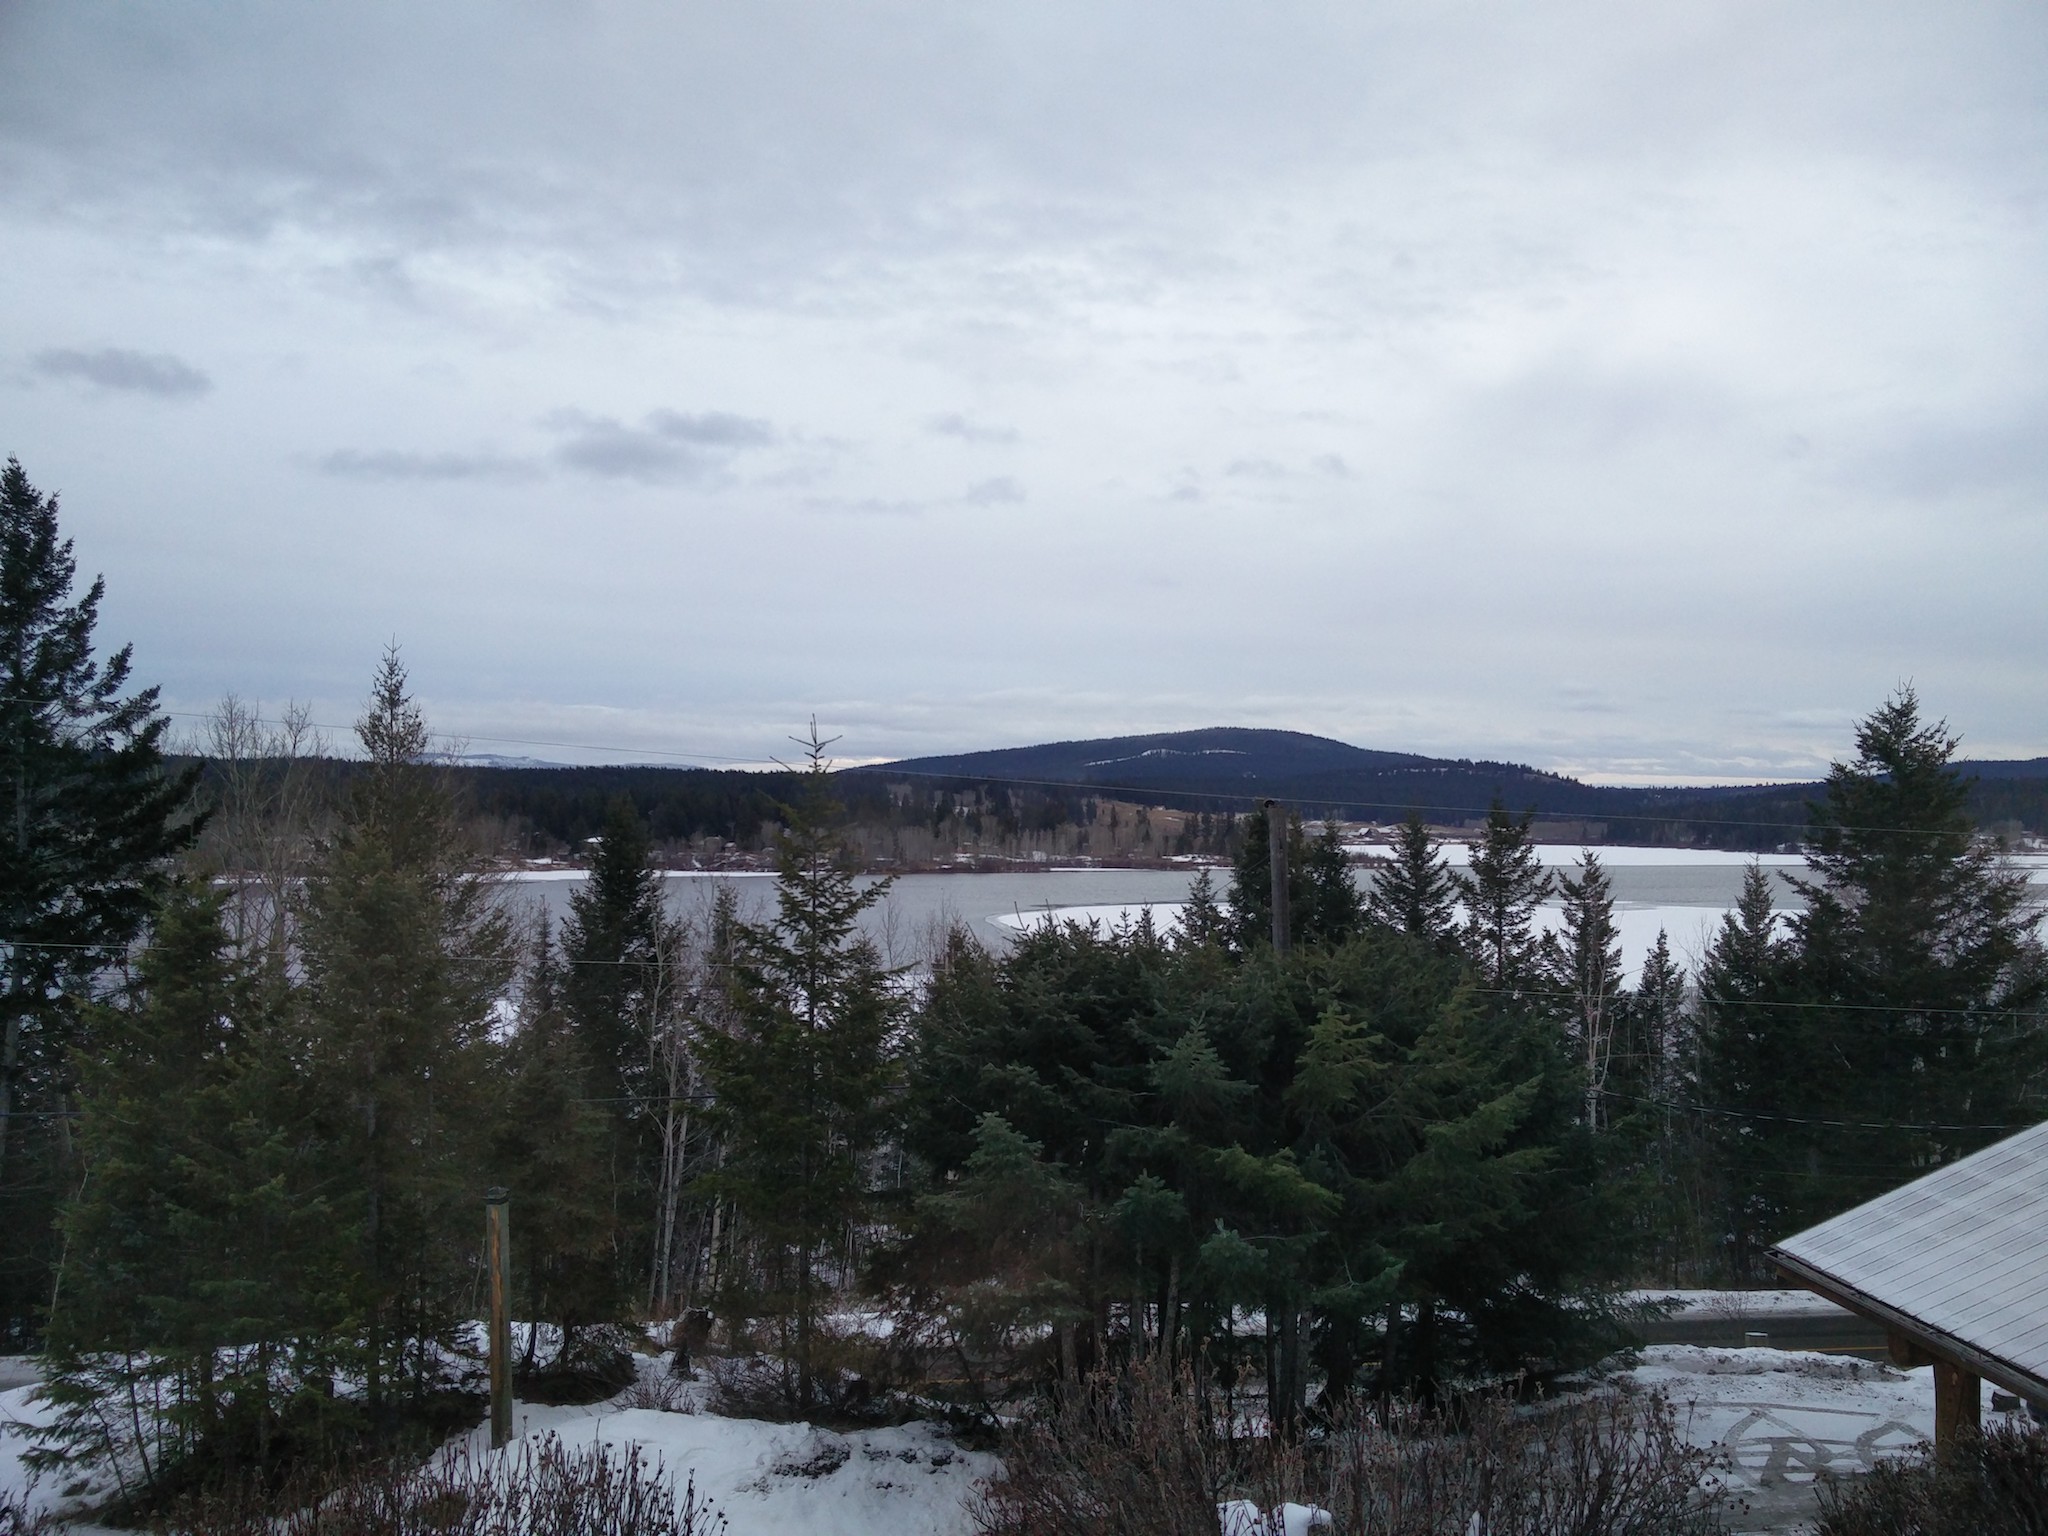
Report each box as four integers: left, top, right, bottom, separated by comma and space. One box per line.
6, 455, 2047, 1520
172, 744, 2048, 872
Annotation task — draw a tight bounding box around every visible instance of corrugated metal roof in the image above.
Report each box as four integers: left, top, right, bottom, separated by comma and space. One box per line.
1769, 1119, 2048, 1394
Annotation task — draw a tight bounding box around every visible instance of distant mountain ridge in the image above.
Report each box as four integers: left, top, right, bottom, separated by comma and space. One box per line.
871, 728, 2048, 846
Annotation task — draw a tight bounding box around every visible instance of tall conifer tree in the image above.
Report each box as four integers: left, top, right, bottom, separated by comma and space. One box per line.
1783, 690, 2046, 1211
1555, 851, 1622, 1127
1297, 820, 1365, 946
295, 650, 512, 1424
560, 795, 674, 1299
697, 728, 900, 1410
0, 457, 198, 1342
1454, 801, 1550, 993
1365, 811, 1459, 947
1693, 861, 1794, 1278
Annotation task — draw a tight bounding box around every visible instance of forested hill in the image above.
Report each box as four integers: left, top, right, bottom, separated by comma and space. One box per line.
876, 727, 1753, 835
870, 728, 2048, 847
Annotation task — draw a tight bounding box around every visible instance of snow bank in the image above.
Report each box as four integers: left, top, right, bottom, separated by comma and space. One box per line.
0, 1380, 65, 1523
1631, 1289, 1854, 1320
446, 1361, 998, 1536
1218, 1497, 1333, 1536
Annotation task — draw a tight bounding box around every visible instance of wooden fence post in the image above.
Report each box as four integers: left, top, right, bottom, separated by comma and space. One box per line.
486, 1187, 511, 1449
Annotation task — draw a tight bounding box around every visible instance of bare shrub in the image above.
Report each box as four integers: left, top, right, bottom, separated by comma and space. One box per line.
150, 1433, 724, 1536
0, 1488, 57, 1536
1312, 1393, 1724, 1536
973, 1361, 1297, 1536
515, 1324, 640, 1406
976, 1362, 1724, 1536
1814, 1420, 2048, 1536
618, 1373, 698, 1414
706, 1343, 897, 1426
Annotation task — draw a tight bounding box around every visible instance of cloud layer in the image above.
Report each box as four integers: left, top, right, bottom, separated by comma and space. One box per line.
32, 348, 210, 398
1, 2, 2043, 774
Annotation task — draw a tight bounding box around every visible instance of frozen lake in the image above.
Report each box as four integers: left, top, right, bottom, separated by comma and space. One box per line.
506, 850, 2048, 984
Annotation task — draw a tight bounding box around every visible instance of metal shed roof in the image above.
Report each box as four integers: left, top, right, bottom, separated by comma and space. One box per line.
1768, 1119, 2048, 1400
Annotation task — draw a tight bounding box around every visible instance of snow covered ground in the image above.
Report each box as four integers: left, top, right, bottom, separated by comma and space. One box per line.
1345, 844, 1810, 869
1619, 1344, 2027, 1533
442, 1361, 997, 1536
3, 1333, 2028, 1534
0, 1354, 998, 1536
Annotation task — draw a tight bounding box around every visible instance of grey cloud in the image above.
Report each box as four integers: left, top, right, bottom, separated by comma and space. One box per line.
316, 448, 540, 483
32, 347, 210, 398
1224, 457, 1289, 480
1851, 415, 2048, 501
547, 409, 776, 483
803, 496, 924, 517
964, 476, 1024, 505
929, 413, 1019, 445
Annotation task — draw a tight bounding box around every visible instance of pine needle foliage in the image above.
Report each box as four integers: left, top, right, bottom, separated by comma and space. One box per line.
293, 649, 514, 1428
0, 456, 199, 1343
1364, 812, 1458, 949
696, 727, 902, 1412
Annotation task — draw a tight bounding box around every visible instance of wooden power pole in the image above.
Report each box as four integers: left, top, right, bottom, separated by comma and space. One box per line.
486, 1187, 511, 1449
1265, 799, 1291, 953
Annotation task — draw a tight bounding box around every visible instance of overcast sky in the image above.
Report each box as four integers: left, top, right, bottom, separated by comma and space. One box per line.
3, 3, 2044, 781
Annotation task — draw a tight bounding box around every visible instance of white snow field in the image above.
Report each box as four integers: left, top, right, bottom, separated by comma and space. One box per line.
0, 1372, 69, 1526
448, 1385, 996, 1534
3, 1341, 2026, 1535
1342, 844, 1810, 869
991, 899, 1743, 986
0, 1355, 999, 1536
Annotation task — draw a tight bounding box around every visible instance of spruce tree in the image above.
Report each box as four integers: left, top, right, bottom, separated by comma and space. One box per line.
1626, 930, 1688, 1105
1620, 929, 1708, 1281
900, 1113, 1085, 1399
1297, 820, 1365, 946
1554, 851, 1622, 1127
1693, 860, 1794, 1279
1174, 867, 1231, 949
491, 918, 623, 1381
42, 883, 325, 1484
0, 456, 199, 1343
294, 650, 513, 1426
1454, 801, 1550, 993
1783, 689, 2047, 1213
696, 729, 901, 1410
1365, 811, 1459, 947
560, 795, 673, 1300
561, 796, 666, 1109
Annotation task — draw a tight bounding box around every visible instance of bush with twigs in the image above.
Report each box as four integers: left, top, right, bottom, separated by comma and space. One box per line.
1815, 1420, 2048, 1536
975, 1360, 1725, 1536
144, 1433, 724, 1536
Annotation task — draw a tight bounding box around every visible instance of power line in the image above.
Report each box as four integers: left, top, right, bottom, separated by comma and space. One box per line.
1604, 1088, 2026, 1135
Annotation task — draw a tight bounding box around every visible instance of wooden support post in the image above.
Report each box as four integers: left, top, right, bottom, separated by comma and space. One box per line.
1888, 1330, 1934, 1369
1265, 799, 1291, 954
486, 1187, 511, 1450
1934, 1359, 1980, 1449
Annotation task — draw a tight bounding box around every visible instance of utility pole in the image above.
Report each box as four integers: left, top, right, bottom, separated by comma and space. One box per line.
485, 1187, 511, 1449
1265, 799, 1291, 954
